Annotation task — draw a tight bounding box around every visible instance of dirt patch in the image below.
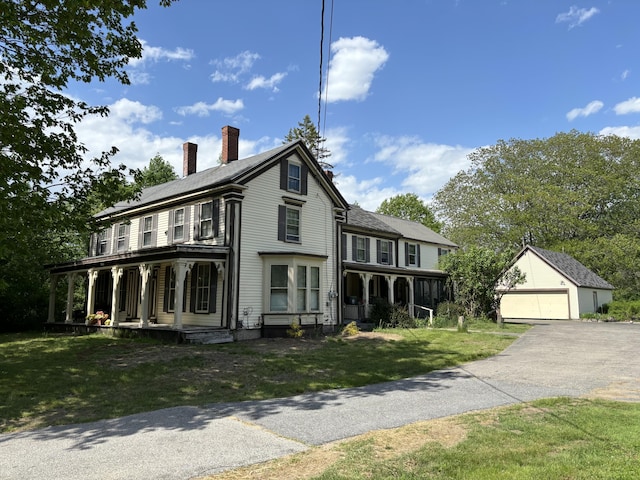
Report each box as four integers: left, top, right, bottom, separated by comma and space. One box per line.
204, 417, 466, 480
342, 331, 404, 342
586, 379, 640, 402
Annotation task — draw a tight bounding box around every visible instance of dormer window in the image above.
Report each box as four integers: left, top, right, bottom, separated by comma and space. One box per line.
288, 163, 301, 192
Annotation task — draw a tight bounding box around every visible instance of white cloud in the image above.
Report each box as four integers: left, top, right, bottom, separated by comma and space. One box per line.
621, 70, 630, 80
555, 6, 600, 29
566, 100, 603, 121
614, 97, 640, 115
371, 135, 475, 199
245, 72, 287, 91
175, 98, 244, 117
599, 125, 640, 140
324, 36, 389, 103
128, 39, 194, 67
211, 51, 261, 83
332, 174, 401, 211
109, 98, 163, 124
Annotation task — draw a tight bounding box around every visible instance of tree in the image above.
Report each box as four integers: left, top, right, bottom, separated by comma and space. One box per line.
284, 114, 332, 169
439, 246, 525, 319
0, 0, 174, 328
377, 193, 442, 233
137, 154, 178, 188
433, 131, 640, 299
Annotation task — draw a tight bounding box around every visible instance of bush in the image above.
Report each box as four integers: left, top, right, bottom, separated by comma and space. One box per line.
378, 305, 416, 329
286, 322, 304, 338
341, 321, 359, 337
602, 300, 640, 321
436, 301, 465, 322
369, 298, 392, 328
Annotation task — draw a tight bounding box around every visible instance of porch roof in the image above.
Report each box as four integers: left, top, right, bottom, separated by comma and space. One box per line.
342, 261, 447, 278
48, 244, 229, 274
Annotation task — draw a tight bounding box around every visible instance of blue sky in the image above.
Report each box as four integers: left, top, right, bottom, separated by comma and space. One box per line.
69, 1, 640, 211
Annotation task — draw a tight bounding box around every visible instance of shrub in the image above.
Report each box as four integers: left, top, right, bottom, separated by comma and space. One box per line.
286, 322, 304, 338
608, 300, 640, 321
341, 321, 359, 337
436, 301, 465, 322
369, 298, 392, 328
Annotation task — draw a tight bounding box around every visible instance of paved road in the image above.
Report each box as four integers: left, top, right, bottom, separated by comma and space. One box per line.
2, 321, 640, 479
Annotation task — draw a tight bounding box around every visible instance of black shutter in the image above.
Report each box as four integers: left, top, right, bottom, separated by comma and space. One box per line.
209, 267, 217, 313
341, 233, 347, 260
277, 205, 286, 241
376, 239, 381, 263
151, 214, 158, 247
404, 243, 409, 266
193, 204, 200, 240
417, 244, 421, 267
183, 206, 191, 242
190, 265, 197, 312
352, 236, 357, 261
167, 211, 174, 244
280, 158, 288, 190
213, 199, 220, 237
365, 238, 370, 263
301, 163, 308, 195
104, 227, 112, 255
89, 233, 97, 256
163, 266, 170, 312
389, 241, 394, 265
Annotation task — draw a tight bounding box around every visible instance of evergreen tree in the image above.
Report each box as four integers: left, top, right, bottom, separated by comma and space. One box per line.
284, 115, 332, 170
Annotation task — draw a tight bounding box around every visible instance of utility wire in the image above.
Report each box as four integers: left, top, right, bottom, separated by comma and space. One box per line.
317, 0, 325, 137
321, 0, 335, 140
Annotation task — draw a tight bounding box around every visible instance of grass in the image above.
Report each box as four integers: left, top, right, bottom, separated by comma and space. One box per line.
208, 398, 640, 480
0, 325, 523, 433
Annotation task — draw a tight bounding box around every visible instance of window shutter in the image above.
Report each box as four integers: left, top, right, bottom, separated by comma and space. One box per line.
124, 224, 130, 250
111, 224, 119, 252
193, 205, 201, 240
365, 238, 370, 263
138, 217, 144, 249
280, 158, 288, 190
341, 233, 347, 260
352, 236, 357, 261
417, 244, 421, 267
376, 240, 381, 263
89, 233, 97, 257
213, 199, 220, 237
404, 243, 409, 266
389, 241, 394, 265
163, 266, 170, 312
151, 215, 158, 246
184, 206, 191, 242
209, 267, 217, 313
104, 227, 112, 255
167, 211, 174, 244
190, 264, 197, 312
277, 205, 286, 241
301, 163, 308, 195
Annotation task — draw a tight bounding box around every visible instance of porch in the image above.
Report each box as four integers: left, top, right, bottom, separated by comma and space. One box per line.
43, 321, 234, 344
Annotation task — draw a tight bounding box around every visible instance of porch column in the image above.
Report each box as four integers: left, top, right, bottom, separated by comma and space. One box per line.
86, 269, 98, 318
407, 277, 415, 318
110, 266, 123, 326
173, 261, 193, 328
47, 274, 59, 323
65, 273, 76, 323
138, 263, 153, 327
387, 275, 396, 305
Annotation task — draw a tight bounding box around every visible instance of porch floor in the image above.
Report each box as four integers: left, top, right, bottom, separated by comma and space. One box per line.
43, 321, 234, 344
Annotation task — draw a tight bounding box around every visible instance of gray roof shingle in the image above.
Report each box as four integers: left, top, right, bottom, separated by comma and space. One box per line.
370, 212, 458, 247
345, 205, 400, 235
528, 245, 614, 290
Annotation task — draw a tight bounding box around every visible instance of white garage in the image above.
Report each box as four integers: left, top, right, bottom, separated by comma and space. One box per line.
498, 246, 614, 321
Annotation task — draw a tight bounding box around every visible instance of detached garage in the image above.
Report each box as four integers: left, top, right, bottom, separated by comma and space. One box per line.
498, 245, 614, 321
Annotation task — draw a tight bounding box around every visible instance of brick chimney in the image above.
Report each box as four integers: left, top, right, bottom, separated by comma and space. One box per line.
182, 142, 197, 176
221, 125, 239, 164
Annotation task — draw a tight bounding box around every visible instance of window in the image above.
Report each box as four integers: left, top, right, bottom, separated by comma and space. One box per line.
438, 248, 450, 257
270, 265, 288, 311
310, 266, 320, 311
173, 208, 185, 242
286, 208, 300, 242
142, 216, 153, 247
167, 269, 176, 312
97, 230, 108, 255
116, 224, 127, 252
408, 244, 417, 266
297, 266, 307, 311
356, 237, 366, 262
199, 201, 213, 238
194, 264, 211, 313
288, 163, 301, 192
380, 241, 389, 264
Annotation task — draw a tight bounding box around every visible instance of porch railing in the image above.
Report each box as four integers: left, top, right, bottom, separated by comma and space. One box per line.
413, 305, 434, 326
343, 304, 367, 322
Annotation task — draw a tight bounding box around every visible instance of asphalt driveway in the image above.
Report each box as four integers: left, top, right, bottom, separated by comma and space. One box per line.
2, 320, 639, 480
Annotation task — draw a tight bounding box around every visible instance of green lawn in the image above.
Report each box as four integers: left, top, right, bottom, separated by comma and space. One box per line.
210, 398, 640, 480
0, 326, 524, 433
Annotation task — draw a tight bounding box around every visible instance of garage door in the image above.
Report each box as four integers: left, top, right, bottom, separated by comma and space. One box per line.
500, 291, 569, 320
